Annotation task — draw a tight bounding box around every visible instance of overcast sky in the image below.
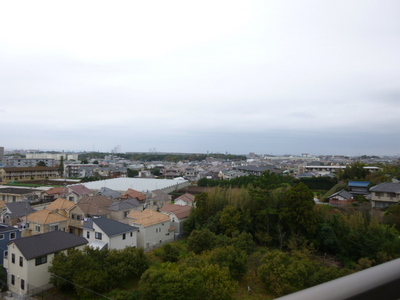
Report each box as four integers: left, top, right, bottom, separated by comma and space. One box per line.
1, 1, 399, 156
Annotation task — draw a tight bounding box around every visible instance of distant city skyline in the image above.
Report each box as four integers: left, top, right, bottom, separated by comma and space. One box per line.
1, 1, 399, 156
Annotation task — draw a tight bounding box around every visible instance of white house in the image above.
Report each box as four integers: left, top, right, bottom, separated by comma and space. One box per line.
4, 230, 88, 297
82, 217, 138, 250
174, 193, 196, 207
160, 203, 191, 236
127, 209, 173, 251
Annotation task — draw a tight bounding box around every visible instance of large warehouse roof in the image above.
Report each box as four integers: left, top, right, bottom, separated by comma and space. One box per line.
68, 177, 189, 193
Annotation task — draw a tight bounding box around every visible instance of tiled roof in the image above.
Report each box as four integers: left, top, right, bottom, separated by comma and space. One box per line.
45, 187, 69, 195
370, 182, 400, 193
328, 189, 353, 200
77, 196, 114, 215
348, 181, 370, 187
69, 184, 93, 196
109, 199, 141, 211
27, 209, 69, 224
5, 201, 37, 218
11, 230, 88, 260
128, 209, 170, 227
160, 203, 191, 219
96, 187, 121, 199
121, 189, 146, 201
83, 217, 138, 237
175, 193, 195, 203
46, 198, 76, 211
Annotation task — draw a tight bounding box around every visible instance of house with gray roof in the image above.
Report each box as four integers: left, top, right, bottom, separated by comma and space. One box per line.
82, 217, 138, 250
4, 230, 88, 297
0, 201, 36, 227
96, 187, 122, 199
109, 198, 144, 224
370, 182, 400, 208
327, 190, 354, 206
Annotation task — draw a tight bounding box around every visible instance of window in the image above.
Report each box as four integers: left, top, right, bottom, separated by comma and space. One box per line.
130, 232, 133, 237
35, 255, 47, 266
122, 233, 126, 240
10, 232, 16, 240
0, 234, 4, 240
50, 225, 59, 231
36, 225, 41, 232
1, 195, 5, 201
156, 228, 158, 233
19, 256, 23, 267
124, 211, 129, 218
87, 231, 90, 239
11, 253, 15, 264
11, 275, 15, 285
95, 232, 102, 240
4, 250, 8, 258
12, 196, 16, 202
21, 279, 25, 290
68, 196, 74, 201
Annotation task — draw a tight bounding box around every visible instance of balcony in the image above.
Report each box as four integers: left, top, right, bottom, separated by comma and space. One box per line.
275, 258, 400, 300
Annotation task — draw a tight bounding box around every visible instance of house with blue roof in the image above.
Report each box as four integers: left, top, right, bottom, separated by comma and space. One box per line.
348, 181, 370, 196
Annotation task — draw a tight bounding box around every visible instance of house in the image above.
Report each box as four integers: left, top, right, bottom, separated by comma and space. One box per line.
160, 203, 191, 236
46, 198, 86, 236
348, 181, 370, 196
370, 182, 400, 208
68, 184, 94, 201
77, 195, 114, 218
148, 189, 171, 210
0, 224, 21, 261
41, 187, 70, 202
109, 199, 144, 224
327, 190, 355, 206
96, 187, 122, 199
121, 188, 147, 203
0, 187, 41, 203
26, 209, 69, 237
3, 230, 88, 297
174, 193, 196, 207
127, 209, 173, 251
0, 201, 37, 227
82, 217, 138, 250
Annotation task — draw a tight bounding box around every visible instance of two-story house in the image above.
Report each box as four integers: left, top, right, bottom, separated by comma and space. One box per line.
26, 209, 69, 237
0, 201, 36, 227
0, 224, 21, 261
4, 230, 88, 297
127, 210, 173, 251
82, 217, 138, 250
160, 203, 191, 237
370, 182, 400, 208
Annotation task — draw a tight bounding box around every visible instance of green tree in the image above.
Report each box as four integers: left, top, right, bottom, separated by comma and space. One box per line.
36, 161, 47, 167
58, 156, 64, 177
207, 245, 248, 280
281, 182, 318, 236
127, 168, 139, 178
151, 168, 161, 176
219, 205, 242, 237
187, 229, 218, 254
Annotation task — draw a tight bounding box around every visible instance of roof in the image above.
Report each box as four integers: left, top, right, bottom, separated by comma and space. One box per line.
0, 223, 19, 233
96, 187, 121, 199
83, 217, 138, 237
128, 209, 170, 227
46, 198, 76, 211
77, 196, 114, 215
160, 203, 192, 219
5, 201, 37, 218
69, 184, 93, 196
348, 181, 371, 188
109, 199, 141, 211
45, 187, 69, 196
27, 209, 69, 224
68, 177, 189, 193
10, 230, 88, 260
121, 189, 146, 201
370, 182, 400, 193
328, 190, 353, 200
175, 193, 195, 203
3, 167, 58, 172
0, 188, 39, 195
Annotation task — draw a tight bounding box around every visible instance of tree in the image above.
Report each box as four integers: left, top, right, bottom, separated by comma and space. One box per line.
58, 156, 64, 177
80, 159, 89, 164
36, 161, 47, 167
151, 168, 161, 176
127, 168, 139, 178
187, 229, 218, 254
281, 182, 318, 236
207, 246, 248, 280
93, 160, 99, 164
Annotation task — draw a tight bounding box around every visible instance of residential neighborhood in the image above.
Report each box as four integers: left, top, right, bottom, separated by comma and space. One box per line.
0, 148, 400, 298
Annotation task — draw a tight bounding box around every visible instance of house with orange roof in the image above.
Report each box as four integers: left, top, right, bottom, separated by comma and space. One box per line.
26, 209, 69, 237
41, 187, 71, 202
121, 188, 147, 203
160, 203, 192, 236
127, 209, 173, 251
174, 193, 196, 207
45, 198, 86, 235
